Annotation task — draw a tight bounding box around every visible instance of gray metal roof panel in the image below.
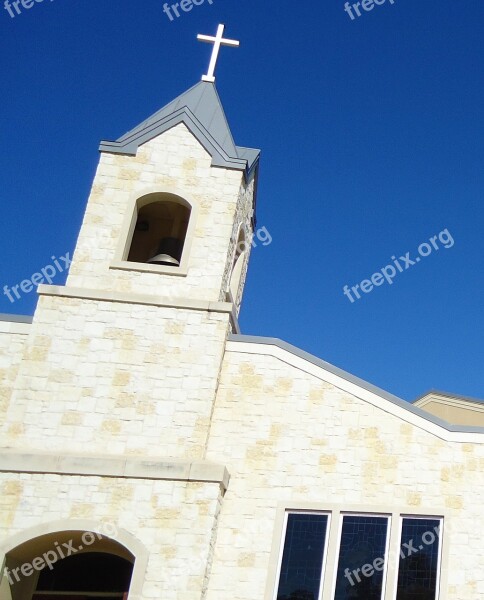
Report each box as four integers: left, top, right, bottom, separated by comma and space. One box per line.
99, 81, 260, 173
236, 146, 260, 165
0, 313, 33, 324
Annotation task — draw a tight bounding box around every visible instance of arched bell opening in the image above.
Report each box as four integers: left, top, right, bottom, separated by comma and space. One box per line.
228, 226, 249, 305
127, 194, 191, 267
1, 530, 134, 600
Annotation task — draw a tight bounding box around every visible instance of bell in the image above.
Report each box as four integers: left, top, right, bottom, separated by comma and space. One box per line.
147, 237, 183, 267
148, 253, 180, 266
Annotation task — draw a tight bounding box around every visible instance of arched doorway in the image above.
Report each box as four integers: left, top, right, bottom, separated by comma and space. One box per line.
1, 530, 134, 600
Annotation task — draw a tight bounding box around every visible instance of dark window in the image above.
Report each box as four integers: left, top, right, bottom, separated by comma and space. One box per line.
396, 518, 441, 600
276, 513, 329, 600
334, 515, 389, 600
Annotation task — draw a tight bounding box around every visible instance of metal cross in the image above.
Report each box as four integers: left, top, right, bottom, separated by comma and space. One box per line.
197, 24, 240, 83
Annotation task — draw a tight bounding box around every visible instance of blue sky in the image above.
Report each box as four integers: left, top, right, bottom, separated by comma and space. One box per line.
1, 0, 483, 401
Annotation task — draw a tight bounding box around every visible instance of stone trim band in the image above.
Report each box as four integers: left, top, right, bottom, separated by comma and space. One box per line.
0, 451, 230, 490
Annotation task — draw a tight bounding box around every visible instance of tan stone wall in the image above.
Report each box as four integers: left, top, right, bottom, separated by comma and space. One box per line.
0, 324, 29, 423
0, 472, 222, 600
0, 295, 229, 459
205, 347, 484, 600
67, 124, 247, 303
417, 398, 484, 427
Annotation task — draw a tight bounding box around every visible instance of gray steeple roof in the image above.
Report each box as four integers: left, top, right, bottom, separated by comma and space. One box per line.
99, 81, 260, 175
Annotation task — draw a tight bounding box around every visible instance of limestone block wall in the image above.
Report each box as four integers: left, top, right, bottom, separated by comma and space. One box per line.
0, 294, 230, 459
0, 471, 222, 600
0, 322, 30, 423
205, 343, 484, 600
67, 124, 249, 303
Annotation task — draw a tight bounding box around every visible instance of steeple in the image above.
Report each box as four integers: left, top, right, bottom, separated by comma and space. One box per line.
66, 32, 260, 315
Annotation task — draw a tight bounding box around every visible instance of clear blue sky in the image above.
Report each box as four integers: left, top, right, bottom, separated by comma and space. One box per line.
1, 0, 483, 401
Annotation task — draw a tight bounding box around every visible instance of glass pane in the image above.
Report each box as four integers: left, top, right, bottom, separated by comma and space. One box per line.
276, 513, 328, 600
396, 518, 441, 600
334, 515, 389, 600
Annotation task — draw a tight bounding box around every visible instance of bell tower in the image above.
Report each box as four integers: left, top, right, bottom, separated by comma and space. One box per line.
0, 26, 260, 461
67, 77, 260, 310
66, 23, 259, 312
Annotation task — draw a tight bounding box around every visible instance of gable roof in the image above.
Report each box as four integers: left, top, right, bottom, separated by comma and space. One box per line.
99, 81, 260, 176
227, 334, 484, 438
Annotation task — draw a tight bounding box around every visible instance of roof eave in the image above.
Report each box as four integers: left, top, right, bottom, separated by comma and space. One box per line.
99, 107, 260, 173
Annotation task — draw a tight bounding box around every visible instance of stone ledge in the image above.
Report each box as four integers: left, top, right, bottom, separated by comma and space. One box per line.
37, 284, 234, 315
110, 260, 188, 277
0, 451, 230, 490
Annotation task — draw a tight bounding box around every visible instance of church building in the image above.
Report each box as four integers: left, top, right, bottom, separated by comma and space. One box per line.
0, 24, 483, 600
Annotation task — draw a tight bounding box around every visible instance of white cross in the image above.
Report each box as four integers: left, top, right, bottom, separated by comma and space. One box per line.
197, 24, 240, 83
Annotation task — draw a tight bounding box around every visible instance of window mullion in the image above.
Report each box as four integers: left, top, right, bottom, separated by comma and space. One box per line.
383, 513, 400, 600
320, 510, 340, 600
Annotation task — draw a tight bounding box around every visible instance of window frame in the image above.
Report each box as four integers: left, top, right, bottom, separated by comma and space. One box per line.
272, 510, 332, 600
266, 504, 448, 600
393, 515, 444, 600
331, 512, 392, 600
